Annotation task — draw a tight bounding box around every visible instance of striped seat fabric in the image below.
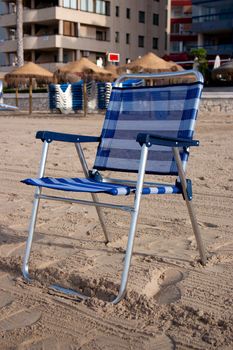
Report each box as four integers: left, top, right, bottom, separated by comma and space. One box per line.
94, 81, 203, 175
22, 177, 182, 196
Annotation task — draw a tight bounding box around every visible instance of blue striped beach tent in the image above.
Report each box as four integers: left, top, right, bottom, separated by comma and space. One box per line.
49, 82, 83, 113
21, 70, 207, 304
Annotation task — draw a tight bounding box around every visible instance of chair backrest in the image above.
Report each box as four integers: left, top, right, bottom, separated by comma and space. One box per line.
94, 71, 203, 176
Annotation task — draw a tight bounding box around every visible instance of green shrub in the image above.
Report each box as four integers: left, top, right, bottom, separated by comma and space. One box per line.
190, 48, 210, 83
3, 87, 48, 93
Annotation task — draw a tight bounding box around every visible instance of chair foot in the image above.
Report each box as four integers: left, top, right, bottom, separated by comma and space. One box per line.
50, 284, 89, 301
22, 264, 31, 282
23, 276, 125, 304
50, 284, 126, 304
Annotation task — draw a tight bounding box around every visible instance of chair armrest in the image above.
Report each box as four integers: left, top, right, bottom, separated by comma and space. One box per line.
36, 131, 101, 143
136, 133, 199, 148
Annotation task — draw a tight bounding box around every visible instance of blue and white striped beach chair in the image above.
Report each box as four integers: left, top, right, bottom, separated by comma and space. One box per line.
22, 70, 207, 304
0, 80, 18, 111
0, 103, 18, 111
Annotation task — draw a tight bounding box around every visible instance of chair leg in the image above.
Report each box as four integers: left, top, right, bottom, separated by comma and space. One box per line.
22, 187, 41, 280
75, 143, 110, 243
112, 144, 149, 304
22, 140, 49, 280
112, 208, 140, 304
184, 198, 207, 265
172, 147, 207, 265
91, 193, 110, 244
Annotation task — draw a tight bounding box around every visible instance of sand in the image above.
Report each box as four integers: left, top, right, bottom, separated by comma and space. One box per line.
0, 110, 232, 349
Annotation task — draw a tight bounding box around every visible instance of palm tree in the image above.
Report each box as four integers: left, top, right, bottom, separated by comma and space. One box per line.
16, 0, 24, 66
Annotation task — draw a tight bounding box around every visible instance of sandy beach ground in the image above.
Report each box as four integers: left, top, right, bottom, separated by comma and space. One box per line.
0, 109, 233, 349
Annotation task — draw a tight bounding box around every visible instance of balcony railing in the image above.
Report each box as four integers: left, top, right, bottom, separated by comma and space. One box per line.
193, 11, 233, 23
1, 33, 110, 42
191, 44, 233, 55
171, 31, 196, 36
0, 34, 111, 54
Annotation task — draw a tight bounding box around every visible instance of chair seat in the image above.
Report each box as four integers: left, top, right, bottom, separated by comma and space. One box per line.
22, 177, 182, 196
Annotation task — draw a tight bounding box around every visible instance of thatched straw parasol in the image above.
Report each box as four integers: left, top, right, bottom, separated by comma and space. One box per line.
55, 58, 116, 116
5, 62, 53, 114
55, 57, 115, 81
212, 60, 233, 81
0, 71, 6, 80
105, 63, 118, 75
117, 52, 183, 75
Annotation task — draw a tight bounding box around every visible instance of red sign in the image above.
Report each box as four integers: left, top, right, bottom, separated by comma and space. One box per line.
108, 53, 120, 62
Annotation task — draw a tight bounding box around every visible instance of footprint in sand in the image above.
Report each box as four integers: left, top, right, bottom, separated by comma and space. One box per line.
200, 222, 219, 229
0, 290, 14, 309
155, 269, 184, 305
18, 337, 77, 350
0, 308, 41, 331
79, 334, 175, 350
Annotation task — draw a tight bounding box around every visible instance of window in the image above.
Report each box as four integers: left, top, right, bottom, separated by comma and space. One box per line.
105, 1, 110, 16
96, 0, 106, 14
80, 0, 110, 15
115, 6, 119, 17
170, 41, 181, 53
153, 37, 158, 49
165, 9, 168, 26
171, 23, 179, 34
96, 30, 107, 41
138, 35, 144, 47
139, 11, 145, 23
80, 0, 94, 12
63, 21, 76, 36
153, 13, 159, 25
126, 8, 130, 19
115, 31, 119, 43
126, 33, 130, 44
63, 0, 77, 9
171, 23, 191, 35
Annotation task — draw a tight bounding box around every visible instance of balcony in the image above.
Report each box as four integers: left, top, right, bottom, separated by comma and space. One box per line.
192, 0, 231, 6
0, 7, 57, 27
0, 12, 16, 27
171, 11, 192, 19
192, 12, 233, 33
0, 38, 16, 52
192, 44, 233, 56
0, 6, 110, 28
0, 34, 110, 52
58, 35, 110, 52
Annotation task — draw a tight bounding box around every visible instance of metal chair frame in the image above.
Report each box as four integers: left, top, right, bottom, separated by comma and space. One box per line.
22, 70, 207, 304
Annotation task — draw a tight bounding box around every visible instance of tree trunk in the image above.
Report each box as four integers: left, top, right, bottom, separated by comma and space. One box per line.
16, 0, 24, 67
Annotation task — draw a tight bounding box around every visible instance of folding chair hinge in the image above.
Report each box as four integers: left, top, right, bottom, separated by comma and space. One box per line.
41, 138, 53, 143
89, 169, 103, 182
176, 179, 193, 201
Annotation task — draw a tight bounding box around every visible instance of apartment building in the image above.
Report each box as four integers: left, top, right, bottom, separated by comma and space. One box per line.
0, 0, 170, 72
169, 0, 197, 61
192, 0, 233, 58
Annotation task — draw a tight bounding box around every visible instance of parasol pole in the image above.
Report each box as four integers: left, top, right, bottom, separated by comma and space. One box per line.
29, 77, 32, 114
15, 85, 19, 107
